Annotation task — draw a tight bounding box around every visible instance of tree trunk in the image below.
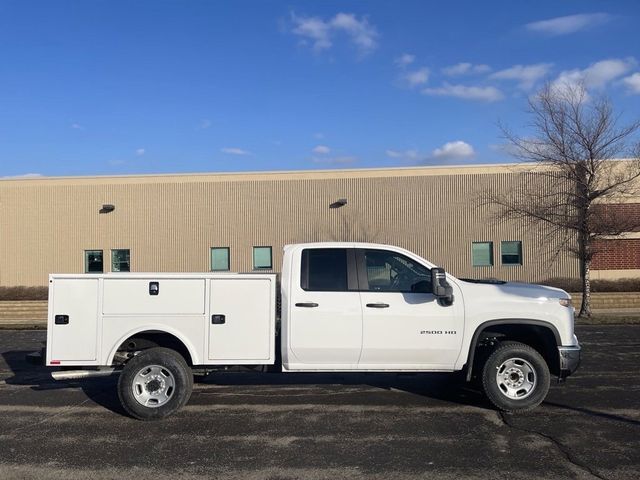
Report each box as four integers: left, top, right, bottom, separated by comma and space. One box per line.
578, 256, 592, 318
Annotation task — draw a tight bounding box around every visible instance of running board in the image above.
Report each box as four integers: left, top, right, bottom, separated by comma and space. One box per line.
51, 368, 119, 381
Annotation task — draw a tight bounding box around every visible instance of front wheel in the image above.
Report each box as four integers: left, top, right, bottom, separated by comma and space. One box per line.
481, 341, 550, 413
118, 347, 193, 420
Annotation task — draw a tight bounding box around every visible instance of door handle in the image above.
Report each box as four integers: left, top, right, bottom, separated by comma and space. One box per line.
295, 302, 319, 308
211, 314, 226, 324
366, 303, 389, 308
54, 314, 69, 325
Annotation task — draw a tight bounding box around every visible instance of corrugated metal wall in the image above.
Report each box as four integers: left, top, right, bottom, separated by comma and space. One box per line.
0, 166, 581, 286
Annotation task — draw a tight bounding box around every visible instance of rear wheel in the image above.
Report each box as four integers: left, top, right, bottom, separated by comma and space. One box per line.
118, 347, 193, 420
481, 341, 550, 413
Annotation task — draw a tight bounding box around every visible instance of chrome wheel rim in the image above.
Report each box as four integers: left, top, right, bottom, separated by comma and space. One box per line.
132, 365, 175, 408
495, 357, 537, 400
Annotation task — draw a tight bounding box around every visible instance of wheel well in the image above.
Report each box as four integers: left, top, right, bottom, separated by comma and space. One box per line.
467, 323, 560, 380
114, 331, 193, 366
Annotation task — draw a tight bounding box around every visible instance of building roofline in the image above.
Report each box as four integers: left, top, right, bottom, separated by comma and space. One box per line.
0, 162, 532, 185
0, 159, 635, 185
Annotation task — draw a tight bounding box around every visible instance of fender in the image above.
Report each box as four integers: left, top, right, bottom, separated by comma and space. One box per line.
464, 319, 561, 381
106, 324, 200, 366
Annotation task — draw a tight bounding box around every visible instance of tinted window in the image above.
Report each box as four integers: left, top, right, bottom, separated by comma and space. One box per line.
501, 241, 522, 265
85, 250, 103, 273
364, 249, 431, 293
111, 249, 130, 272
301, 248, 348, 291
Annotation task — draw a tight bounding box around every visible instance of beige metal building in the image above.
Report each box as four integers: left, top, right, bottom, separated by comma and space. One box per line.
1, 163, 639, 287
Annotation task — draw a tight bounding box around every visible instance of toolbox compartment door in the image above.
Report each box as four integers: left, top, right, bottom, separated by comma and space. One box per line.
48, 278, 99, 362
102, 278, 205, 316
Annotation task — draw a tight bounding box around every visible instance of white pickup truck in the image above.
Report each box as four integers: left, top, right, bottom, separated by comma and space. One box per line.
43, 242, 581, 420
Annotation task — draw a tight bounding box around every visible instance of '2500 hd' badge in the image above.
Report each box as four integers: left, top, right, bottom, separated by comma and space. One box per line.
420, 330, 457, 335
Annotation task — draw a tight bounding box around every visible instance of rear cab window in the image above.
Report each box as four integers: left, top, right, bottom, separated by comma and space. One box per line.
300, 248, 357, 291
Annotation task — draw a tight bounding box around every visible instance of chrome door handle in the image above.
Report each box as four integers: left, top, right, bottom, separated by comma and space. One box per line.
366, 303, 389, 308
295, 302, 319, 308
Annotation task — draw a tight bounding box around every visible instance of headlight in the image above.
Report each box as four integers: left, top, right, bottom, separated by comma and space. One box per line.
558, 298, 573, 308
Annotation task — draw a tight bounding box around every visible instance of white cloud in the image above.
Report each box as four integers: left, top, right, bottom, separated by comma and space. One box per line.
313, 145, 331, 154
552, 58, 636, 94
291, 12, 378, 55
395, 53, 415, 67
442, 63, 491, 76
71, 123, 84, 130
431, 141, 475, 160
422, 83, 504, 102
623, 73, 640, 94
525, 13, 612, 36
221, 147, 251, 156
135, 148, 145, 156
403, 67, 430, 88
490, 63, 553, 89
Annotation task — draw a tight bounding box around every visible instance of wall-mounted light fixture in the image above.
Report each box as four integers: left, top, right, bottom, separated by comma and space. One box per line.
329, 198, 348, 209
99, 204, 115, 214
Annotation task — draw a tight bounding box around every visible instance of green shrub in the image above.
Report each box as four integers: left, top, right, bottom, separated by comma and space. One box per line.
542, 277, 640, 293
0, 286, 48, 301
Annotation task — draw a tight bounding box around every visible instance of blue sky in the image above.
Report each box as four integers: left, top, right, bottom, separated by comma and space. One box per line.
1, 0, 639, 177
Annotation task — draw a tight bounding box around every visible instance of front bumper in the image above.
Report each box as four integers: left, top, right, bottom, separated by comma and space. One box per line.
558, 344, 581, 378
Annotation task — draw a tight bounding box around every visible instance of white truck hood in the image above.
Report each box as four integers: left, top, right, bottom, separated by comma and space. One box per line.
454, 278, 575, 345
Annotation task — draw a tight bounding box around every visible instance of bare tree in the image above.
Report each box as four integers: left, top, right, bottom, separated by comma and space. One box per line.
493, 82, 640, 317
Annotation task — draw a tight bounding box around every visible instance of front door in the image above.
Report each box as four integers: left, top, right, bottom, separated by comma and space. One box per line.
287, 247, 362, 367
357, 249, 463, 369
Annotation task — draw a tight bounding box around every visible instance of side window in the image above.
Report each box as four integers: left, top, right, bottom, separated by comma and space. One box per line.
363, 249, 431, 293
84, 250, 103, 273
301, 248, 348, 292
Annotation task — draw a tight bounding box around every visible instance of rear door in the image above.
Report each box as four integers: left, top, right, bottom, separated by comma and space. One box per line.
287, 248, 362, 366
357, 248, 463, 369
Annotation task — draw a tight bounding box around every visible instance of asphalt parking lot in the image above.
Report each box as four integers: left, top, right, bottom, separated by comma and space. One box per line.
0, 325, 638, 480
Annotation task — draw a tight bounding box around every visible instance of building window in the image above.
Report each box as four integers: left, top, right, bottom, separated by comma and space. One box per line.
211, 247, 230, 271
85, 250, 103, 273
111, 249, 130, 272
472, 242, 493, 267
253, 246, 272, 270
501, 241, 523, 265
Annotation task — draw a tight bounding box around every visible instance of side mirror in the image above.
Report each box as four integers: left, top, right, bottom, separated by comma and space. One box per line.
431, 267, 454, 306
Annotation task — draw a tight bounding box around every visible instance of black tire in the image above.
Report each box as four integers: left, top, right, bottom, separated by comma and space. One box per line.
481, 341, 550, 413
117, 347, 193, 420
